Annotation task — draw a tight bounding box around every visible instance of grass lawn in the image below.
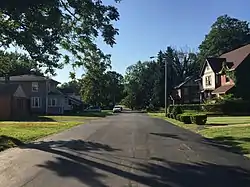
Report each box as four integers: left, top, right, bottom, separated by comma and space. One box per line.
0, 111, 112, 151
149, 113, 250, 157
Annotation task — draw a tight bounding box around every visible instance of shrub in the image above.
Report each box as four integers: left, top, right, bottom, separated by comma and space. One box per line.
167, 105, 174, 114
172, 105, 183, 116
167, 113, 171, 118
176, 114, 182, 121
191, 114, 207, 125
170, 113, 175, 119
180, 114, 192, 124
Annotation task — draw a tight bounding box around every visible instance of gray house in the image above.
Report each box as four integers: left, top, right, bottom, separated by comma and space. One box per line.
0, 75, 64, 114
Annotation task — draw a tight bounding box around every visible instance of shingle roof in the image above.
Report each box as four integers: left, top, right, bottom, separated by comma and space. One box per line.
0, 84, 19, 95
174, 76, 193, 89
206, 58, 226, 73
220, 44, 250, 69
211, 84, 234, 94
0, 74, 60, 84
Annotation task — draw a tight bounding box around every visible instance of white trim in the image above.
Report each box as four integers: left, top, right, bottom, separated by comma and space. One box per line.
31, 97, 41, 108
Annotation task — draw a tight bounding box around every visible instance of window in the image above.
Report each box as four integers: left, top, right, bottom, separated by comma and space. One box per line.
205, 76, 212, 86
31, 97, 40, 108
32, 82, 38, 92
48, 98, 57, 107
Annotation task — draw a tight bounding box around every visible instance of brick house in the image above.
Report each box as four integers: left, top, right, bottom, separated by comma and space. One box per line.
0, 75, 65, 115
0, 84, 29, 119
199, 44, 250, 99
212, 44, 250, 97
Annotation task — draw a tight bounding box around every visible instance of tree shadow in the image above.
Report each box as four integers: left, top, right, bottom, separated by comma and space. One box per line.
0, 135, 24, 151
21, 139, 250, 187
206, 123, 228, 126
150, 133, 184, 140
26, 139, 121, 153
204, 136, 250, 155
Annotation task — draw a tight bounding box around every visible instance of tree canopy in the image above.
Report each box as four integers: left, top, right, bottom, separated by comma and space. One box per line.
199, 15, 250, 60
0, 50, 43, 77
0, 0, 120, 73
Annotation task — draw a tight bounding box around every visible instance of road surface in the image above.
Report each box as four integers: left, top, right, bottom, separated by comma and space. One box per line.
1, 112, 250, 187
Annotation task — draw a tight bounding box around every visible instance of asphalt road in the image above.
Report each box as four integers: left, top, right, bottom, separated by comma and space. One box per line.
1, 112, 250, 187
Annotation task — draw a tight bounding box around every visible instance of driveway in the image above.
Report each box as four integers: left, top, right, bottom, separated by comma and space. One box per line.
0, 112, 250, 187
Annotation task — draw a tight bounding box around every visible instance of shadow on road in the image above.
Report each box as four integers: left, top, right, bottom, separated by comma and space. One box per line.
150, 133, 184, 140
22, 139, 250, 187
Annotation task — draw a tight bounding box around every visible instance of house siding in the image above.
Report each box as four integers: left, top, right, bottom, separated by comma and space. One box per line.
0, 96, 11, 119
202, 62, 216, 90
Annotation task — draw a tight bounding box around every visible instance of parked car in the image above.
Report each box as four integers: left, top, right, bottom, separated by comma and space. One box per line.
84, 106, 101, 112
113, 106, 122, 113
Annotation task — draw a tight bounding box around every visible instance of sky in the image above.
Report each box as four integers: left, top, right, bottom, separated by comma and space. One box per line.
55, 0, 250, 83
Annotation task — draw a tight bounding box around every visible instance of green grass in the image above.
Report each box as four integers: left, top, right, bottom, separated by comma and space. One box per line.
0, 112, 112, 151
149, 113, 250, 157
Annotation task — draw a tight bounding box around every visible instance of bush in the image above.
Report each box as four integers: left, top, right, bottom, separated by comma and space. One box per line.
170, 113, 175, 119
167, 105, 174, 114
172, 105, 183, 116
180, 114, 192, 124
176, 114, 182, 121
191, 114, 207, 125
167, 113, 171, 118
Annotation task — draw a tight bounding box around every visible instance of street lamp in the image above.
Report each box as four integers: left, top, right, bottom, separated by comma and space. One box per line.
150, 56, 168, 117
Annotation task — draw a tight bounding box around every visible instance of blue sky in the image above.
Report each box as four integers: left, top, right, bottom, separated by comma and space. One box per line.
56, 0, 250, 83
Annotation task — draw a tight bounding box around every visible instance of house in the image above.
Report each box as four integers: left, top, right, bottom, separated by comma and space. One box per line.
200, 44, 250, 99
199, 58, 225, 100
0, 84, 29, 119
172, 76, 200, 104
64, 94, 83, 112
0, 75, 64, 114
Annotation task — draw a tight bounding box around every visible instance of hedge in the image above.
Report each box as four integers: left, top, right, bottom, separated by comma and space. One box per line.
168, 100, 250, 115
180, 114, 192, 124
191, 114, 207, 125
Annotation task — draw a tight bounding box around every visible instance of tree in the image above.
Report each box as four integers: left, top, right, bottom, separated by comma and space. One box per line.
58, 80, 81, 95
0, 0, 120, 73
199, 15, 250, 60
122, 47, 200, 109
0, 50, 43, 77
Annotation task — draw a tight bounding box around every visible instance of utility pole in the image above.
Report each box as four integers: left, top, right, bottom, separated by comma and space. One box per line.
150, 55, 168, 117
164, 57, 168, 117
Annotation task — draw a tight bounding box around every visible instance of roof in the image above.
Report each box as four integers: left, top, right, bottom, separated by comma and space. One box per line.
174, 76, 193, 89
0, 84, 19, 95
0, 75, 60, 84
211, 84, 234, 94
48, 89, 64, 96
200, 58, 225, 76
220, 44, 250, 69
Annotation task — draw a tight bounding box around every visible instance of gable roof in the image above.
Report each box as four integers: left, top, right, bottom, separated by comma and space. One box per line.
0, 84, 19, 96
0, 75, 60, 84
174, 76, 196, 89
200, 58, 225, 76
211, 84, 234, 94
220, 44, 250, 69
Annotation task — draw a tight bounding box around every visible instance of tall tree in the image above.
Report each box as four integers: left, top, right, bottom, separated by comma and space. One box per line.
0, 0, 120, 73
199, 15, 250, 60
0, 51, 43, 77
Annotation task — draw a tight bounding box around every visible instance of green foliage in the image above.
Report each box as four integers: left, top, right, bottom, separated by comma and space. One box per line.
191, 114, 207, 125
123, 47, 200, 109
167, 105, 174, 114
171, 105, 183, 115
80, 56, 124, 107
0, 0, 120, 73
0, 51, 43, 76
176, 114, 182, 121
199, 15, 250, 60
180, 114, 192, 124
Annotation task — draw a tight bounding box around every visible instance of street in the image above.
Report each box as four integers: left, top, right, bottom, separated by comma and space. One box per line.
1, 112, 250, 187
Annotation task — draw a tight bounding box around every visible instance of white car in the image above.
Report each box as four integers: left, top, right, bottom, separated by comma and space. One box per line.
113, 106, 122, 113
